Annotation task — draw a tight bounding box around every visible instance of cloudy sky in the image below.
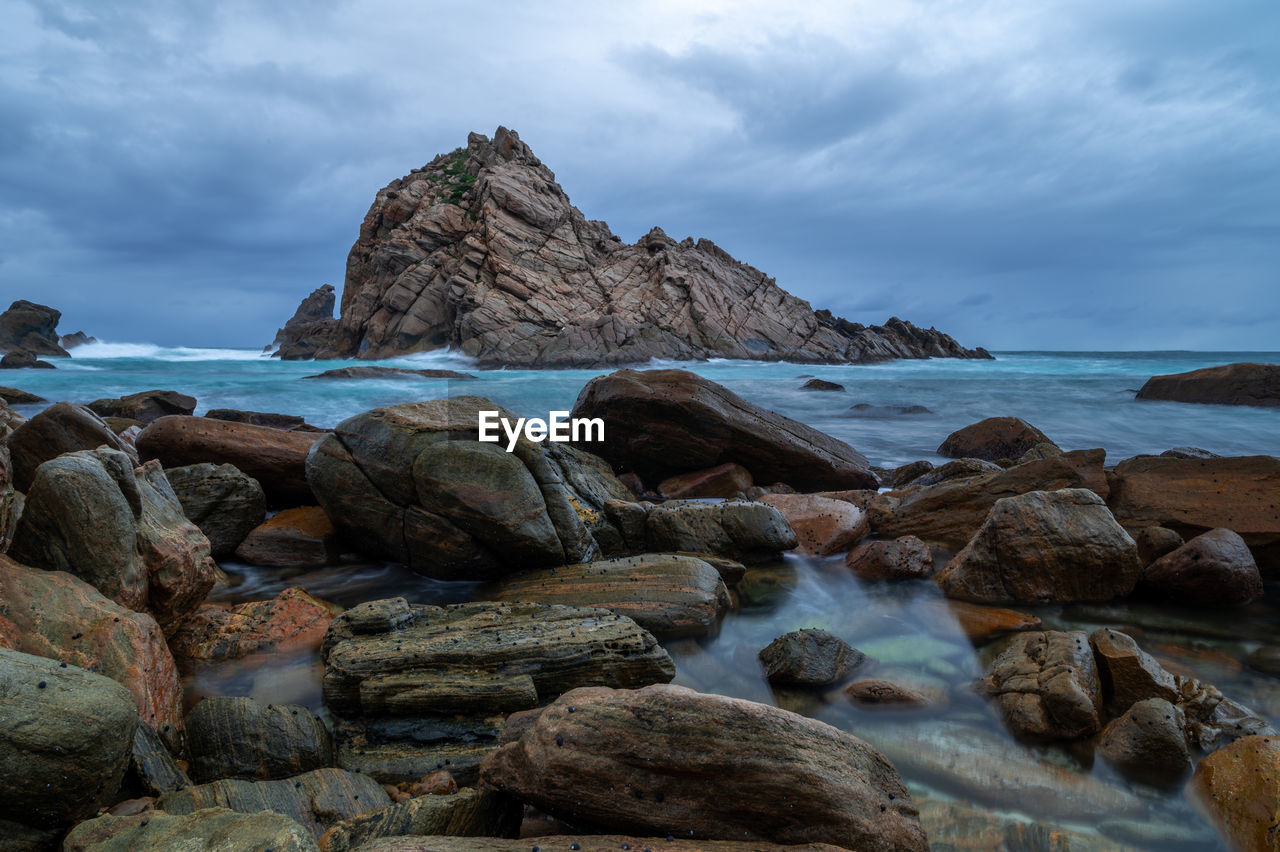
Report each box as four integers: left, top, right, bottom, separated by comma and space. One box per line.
3, 0, 1277, 351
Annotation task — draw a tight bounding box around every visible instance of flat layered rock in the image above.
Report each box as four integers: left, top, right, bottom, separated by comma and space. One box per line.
570, 369, 879, 491
489, 554, 731, 640
137, 415, 323, 504
63, 807, 318, 852
159, 767, 389, 841
1136, 361, 1280, 407
480, 683, 927, 851
1107, 454, 1280, 574
935, 489, 1141, 604
869, 449, 1108, 550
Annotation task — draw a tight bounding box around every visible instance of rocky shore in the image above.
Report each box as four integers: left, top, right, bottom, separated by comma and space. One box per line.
1, 366, 1278, 851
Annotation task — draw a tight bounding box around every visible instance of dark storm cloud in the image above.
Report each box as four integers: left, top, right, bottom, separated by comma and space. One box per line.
1, 0, 1276, 349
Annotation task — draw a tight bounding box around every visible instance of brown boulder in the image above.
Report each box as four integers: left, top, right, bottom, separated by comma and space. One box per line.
975, 631, 1103, 743
204, 408, 323, 431
1130, 525, 1183, 565
657, 462, 752, 499
845, 535, 934, 581
490, 554, 731, 640
88, 389, 197, 424
0, 385, 44, 404
169, 586, 340, 666
759, 492, 869, 556
1137, 361, 1280, 407
1141, 527, 1263, 606
0, 554, 183, 740
758, 629, 866, 686
1188, 734, 1280, 852
937, 417, 1055, 461
869, 449, 1108, 550
6, 401, 136, 491
570, 369, 879, 490
480, 683, 927, 851
1107, 454, 1280, 574
1097, 698, 1191, 789
165, 462, 267, 558
936, 489, 1141, 604
235, 506, 338, 568
137, 415, 323, 505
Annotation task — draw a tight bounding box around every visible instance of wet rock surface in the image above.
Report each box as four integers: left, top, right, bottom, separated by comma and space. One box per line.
759, 492, 869, 556
845, 535, 934, 581
1097, 698, 1191, 789
1188, 734, 1280, 852
480, 683, 928, 851
169, 586, 340, 665
164, 462, 266, 558
976, 631, 1104, 743
303, 366, 476, 381
87, 390, 196, 424
759, 629, 865, 686
235, 505, 338, 568
185, 696, 333, 783
318, 788, 522, 851
937, 417, 1056, 462
1136, 361, 1280, 407
63, 807, 319, 852
570, 369, 879, 490
1141, 527, 1264, 606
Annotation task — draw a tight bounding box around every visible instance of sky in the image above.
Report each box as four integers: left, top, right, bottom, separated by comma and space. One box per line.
2, 0, 1277, 351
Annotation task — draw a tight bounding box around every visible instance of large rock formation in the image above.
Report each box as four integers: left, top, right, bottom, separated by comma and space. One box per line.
275, 127, 989, 367
271, 283, 337, 359
0, 299, 70, 357
1136, 361, 1280, 407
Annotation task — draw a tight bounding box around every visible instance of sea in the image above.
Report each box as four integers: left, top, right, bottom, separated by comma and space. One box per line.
7, 345, 1279, 849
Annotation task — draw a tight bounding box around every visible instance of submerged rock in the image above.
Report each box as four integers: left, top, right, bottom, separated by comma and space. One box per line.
801, 378, 845, 391
923, 599, 1042, 645
303, 366, 476, 380
1136, 361, 1280, 407
570, 368, 879, 490
937, 416, 1056, 462
63, 808, 318, 852
479, 683, 928, 851
935, 489, 1141, 604
758, 629, 865, 686
490, 554, 731, 640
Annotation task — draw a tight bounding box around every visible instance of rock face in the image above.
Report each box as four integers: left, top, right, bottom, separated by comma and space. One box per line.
9, 448, 219, 632
6, 401, 137, 492
160, 767, 389, 841
88, 390, 197, 424
165, 462, 267, 558
185, 696, 333, 783
317, 789, 522, 852
281, 127, 986, 367
169, 586, 339, 665
489, 554, 731, 640
975, 631, 1103, 743
322, 599, 674, 785
571, 369, 879, 490
937, 417, 1055, 462
307, 397, 626, 580
0, 555, 183, 740
137, 415, 323, 505
1188, 734, 1280, 852
272, 283, 336, 358
63, 808, 319, 852
935, 489, 1141, 604
1137, 361, 1280, 407
0, 648, 138, 839
1141, 527, 1263, 606
869, 449, 1108, 550
758, 629, 865, 686
1106, 454, 1280, 574
479, 683, 928, 851
0, 299, 69, 357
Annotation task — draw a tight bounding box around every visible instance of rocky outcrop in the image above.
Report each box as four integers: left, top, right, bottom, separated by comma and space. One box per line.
59, 330, 96, 349
0, 555, 183, 741
869, 449, 1108, 550
1188, 734, 1280, 852
137, 415, 323, 504
63, 808, 319, 852
937, 417, 1055, 462
169, 586, 340, 666
88, 390, 197, 424
271, 283, 337, 359
322, 599, 674, 785
479, 683, 928, 851
935, 489, 1141, 604
280, 127, 987, 367
165, 462, 266, 558
317, 789, 522, 851
0, 349, 56, 368
0, 648, 138, 841
9, 448, 219, 632
6, 401, 136, 492
571, 369, 879, 490
0, 300, 69, 357
975, 631, 1103, 743
1136, 361, 1280, 407
159, 767, 389, 841
1106, 454, 1280, 574
489, 554, 731, 640
1141, 527, 1263, 606
185, 696, 333, 783
758, 629, 865, 686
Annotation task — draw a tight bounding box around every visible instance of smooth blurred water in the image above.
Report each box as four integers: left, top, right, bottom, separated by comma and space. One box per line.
8, 345, 1279, 467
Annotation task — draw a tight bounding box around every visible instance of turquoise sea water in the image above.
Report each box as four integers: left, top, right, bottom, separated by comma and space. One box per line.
7, 345, 1280, 467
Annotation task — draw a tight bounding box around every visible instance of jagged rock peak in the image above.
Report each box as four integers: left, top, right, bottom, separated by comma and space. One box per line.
280, 127, 991, 367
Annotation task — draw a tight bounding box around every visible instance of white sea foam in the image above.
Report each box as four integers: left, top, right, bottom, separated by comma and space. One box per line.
71, 341, 270, 361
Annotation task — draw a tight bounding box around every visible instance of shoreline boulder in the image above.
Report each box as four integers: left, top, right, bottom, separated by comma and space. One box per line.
1136, 361, 1280, 407
937, 417, 1055, 462
1141, 528, 1263, 606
